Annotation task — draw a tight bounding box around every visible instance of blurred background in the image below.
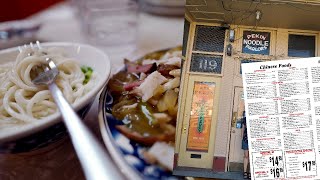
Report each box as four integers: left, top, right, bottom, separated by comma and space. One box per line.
1, 0, 64, 22
0, 0, 185, 71
0, 1, 185, 179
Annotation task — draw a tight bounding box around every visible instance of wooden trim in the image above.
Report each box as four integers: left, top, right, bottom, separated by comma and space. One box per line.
221, 30, 228, 77
195, 18, 225, 22
192, 51, 224, 56
275, 29, 288, 59
189, 11, 224, 15
175, 20, 197, 153
287, 29, 320, 35
194, 22, 222, 27
185, 13, 193, 22
188, 71, 223, 78
173, 153, 179, 169
232, 24, 320, 34
186, 22, 197, 74
318, 32, 320, 57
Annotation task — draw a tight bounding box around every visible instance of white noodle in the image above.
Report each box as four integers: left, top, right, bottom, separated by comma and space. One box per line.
0, 47, 96, 128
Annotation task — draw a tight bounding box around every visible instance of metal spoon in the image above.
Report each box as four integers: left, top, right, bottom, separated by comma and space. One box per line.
23, 43, 124, 180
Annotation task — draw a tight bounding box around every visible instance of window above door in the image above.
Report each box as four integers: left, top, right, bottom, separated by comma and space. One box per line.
193, 25, 226, 53
288, 34, 316, 58
190, 54, 223, 74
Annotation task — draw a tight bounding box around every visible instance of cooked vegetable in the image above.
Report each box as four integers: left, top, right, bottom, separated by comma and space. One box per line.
139, 102, 156, 125
163, 77, 180, 91
81, 66, 93, 84
155, 87, 178, 114
108, 71, 138, 94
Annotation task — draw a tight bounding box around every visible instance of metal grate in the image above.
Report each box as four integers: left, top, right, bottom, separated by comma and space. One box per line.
190, 54, 223, 74
193, 25, 226, 52
190, 154, 202, 159
182, 19, 190, 57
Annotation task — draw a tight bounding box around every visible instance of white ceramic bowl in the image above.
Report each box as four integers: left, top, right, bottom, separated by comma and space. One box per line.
0, 42, 111, 152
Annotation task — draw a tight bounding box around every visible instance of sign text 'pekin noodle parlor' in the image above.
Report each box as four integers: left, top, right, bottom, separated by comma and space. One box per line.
242, 31, 271, 55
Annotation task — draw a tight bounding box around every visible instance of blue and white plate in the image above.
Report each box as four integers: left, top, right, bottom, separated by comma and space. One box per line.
98, 49, 181, 179
99, 90, 178, 179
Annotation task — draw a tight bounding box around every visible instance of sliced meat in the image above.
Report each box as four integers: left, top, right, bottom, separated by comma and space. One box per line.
126, 63, 157, 74
142, 57, 182, 68
123, 80, 144, 91
157, 64, 179, 77
135, 71, 168, 102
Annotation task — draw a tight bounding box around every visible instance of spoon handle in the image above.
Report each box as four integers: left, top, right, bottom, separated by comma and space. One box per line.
48, 82, 124, 180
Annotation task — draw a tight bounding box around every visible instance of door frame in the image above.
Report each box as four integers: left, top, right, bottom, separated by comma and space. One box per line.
227, 86, 245, 171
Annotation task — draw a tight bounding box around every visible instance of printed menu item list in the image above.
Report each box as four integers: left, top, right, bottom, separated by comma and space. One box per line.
242, 58, 320, 180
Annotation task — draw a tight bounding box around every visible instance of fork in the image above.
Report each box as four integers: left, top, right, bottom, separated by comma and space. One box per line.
22, 42, 124, 180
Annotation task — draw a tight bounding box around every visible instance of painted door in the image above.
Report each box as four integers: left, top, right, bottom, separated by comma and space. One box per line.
177, 75, 221, 169
228, 87, 245, 171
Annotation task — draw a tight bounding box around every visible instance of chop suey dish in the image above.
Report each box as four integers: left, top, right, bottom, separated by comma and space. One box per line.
0, 47, 95, 129
108, 47, 182, 170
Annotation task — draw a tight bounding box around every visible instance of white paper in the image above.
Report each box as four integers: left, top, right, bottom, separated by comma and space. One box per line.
242, 57, 320, 180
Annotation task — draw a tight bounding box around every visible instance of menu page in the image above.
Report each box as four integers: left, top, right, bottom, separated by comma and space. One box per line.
241, 57, 320, 180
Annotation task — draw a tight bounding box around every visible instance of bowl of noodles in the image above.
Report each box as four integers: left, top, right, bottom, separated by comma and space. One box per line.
0, 42, 111, 153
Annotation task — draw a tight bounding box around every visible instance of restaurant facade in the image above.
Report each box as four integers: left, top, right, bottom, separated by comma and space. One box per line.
174, 0, 320, 178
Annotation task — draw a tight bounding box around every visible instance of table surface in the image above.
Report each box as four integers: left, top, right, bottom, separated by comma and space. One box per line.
0, 2, 184, 179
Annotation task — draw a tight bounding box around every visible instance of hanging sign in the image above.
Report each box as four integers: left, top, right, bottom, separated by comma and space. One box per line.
242, 31, 270, 55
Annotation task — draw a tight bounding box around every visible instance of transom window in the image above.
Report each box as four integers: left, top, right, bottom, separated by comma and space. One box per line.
288, 34, 316, 57
190, 25, 226, 75
190, 54, 223, 74
193, 26, 225, 53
